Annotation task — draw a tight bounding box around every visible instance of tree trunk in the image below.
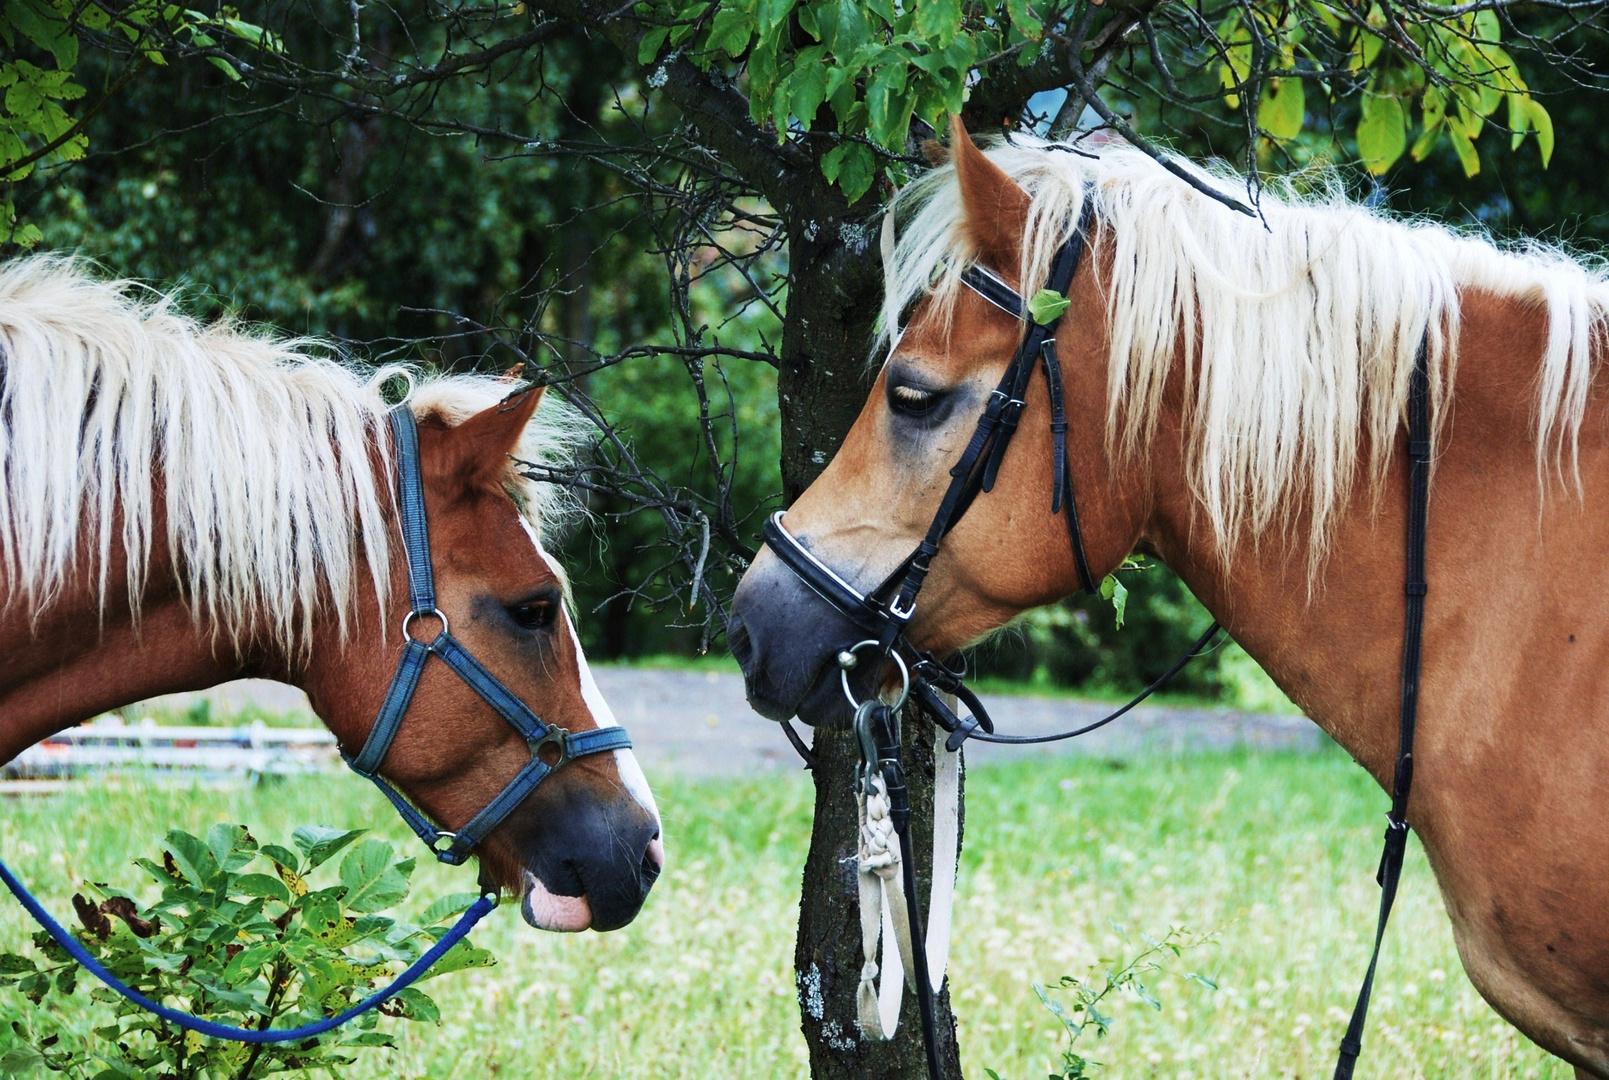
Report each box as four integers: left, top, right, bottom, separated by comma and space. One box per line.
779, 219, 966, 1080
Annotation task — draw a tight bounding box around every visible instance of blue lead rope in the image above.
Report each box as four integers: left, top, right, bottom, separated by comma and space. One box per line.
0, 856, 496, 1045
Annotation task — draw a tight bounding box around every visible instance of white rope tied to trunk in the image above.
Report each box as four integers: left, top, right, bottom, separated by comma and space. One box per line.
854, 696, 963, 1041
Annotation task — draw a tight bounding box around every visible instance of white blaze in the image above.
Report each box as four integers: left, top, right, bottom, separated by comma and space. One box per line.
523, 522, 662, 831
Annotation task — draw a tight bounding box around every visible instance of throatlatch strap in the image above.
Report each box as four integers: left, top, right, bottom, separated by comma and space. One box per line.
1333, 334, 1432, 1080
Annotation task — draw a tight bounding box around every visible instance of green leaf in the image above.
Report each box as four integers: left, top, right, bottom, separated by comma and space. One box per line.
755, 0, 797, 38
0, 953, 37, 975
1106, 576, 1129, 630
339, 839, 413, 914
221, 942, 277, 986
1445, 121, 1480, 177
707, 3, 753, 57
1027, 289, 1071, 326
1005, 0, 1042, 40
420, 892, 483, 926
292, 826, 366, 871
1523, 97, 1553, 166
163, 829, 222, 887
865, 59, 909, 146
378, 985, 440, 1022
822, 0, 871, 56
913, 0, 962, 47
796, 2, 819, 39
637, 25, 670, 64
418, 939, 496, 980
301, 895, 360, 946
259, 844, 300, 873
0, 1045, 44, 1075
6, 80, 43, 119
788, 52, 831, 127
1357, 92, 1406, 175
235, 873, 292, 906
207, 823, 257, 873
8, 2, 76, 69
1257, 79, 1304, 141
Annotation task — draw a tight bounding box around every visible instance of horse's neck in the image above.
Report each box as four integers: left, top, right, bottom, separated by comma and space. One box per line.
0, 527, 277, 763
1147, 290, 1609, 788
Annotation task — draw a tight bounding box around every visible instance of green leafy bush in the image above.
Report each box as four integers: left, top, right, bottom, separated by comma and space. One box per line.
0, 824, 493, 1079
988, 925, 1219, 1080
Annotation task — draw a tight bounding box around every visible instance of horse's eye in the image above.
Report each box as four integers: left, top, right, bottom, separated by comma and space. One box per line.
507, 600, 558, 633
888, 382, 941, 419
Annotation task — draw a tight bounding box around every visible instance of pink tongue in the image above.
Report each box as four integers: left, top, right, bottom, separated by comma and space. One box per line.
521, 874, 591, 932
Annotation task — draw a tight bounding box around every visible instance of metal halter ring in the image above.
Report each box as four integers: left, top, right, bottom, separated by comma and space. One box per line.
837, 639, 911, 714
401, 607, 450, 645
429, 831, 459, 856
529, 726, 571, 768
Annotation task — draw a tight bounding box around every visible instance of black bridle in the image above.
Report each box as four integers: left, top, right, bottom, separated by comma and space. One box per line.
762, 196, 1221, 755
762, 189, 1431, 1080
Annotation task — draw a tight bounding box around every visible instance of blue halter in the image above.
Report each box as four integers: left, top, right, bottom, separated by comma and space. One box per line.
0, 404, 632, 1044
345, 406, 634, 866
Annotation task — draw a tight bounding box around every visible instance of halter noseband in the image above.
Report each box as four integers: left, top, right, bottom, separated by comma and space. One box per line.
345, 407, 632, 866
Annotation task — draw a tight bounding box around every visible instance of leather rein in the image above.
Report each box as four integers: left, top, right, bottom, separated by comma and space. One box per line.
762, 190, 1431, 1080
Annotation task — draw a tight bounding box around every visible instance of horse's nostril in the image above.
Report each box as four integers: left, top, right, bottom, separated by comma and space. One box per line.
641, 832, 664, 892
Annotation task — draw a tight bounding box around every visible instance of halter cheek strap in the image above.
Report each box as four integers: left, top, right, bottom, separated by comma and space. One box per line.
344, 408, 632, 866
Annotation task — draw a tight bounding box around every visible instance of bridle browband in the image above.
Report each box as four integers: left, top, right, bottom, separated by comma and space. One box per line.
345, 407, 633, 866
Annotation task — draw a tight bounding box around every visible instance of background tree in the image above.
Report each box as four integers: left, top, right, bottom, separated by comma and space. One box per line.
8, 0, 1609, 1075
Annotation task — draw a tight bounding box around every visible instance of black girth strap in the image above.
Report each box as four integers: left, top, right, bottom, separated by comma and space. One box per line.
1333, 334, 1432, 1079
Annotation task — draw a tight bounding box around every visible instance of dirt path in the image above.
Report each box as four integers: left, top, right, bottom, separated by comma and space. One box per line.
130, 669, 1325, 777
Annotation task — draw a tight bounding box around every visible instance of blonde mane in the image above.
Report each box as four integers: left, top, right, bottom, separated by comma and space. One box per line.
881, 136, 1609, 562
0, 255, 584, 651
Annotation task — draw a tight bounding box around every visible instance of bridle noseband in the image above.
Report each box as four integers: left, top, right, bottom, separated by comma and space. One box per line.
345, 407, 633, 866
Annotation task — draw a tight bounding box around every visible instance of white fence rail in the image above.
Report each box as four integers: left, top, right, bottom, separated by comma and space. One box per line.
3, 718, 339, 783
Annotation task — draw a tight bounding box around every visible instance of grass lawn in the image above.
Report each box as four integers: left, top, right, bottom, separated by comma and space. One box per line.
0, 750, 1567, 1079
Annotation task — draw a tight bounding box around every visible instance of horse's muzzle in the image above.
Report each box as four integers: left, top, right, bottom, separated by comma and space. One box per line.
519, 789, 662, 933
728, 550, 870, 728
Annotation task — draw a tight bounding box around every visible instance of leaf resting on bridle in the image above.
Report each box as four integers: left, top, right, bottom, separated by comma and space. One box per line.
1028, 289, 1072, 326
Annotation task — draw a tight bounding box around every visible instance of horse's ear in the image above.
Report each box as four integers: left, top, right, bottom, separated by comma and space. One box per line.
432, 384, 545, 493
948, 115, 1031, 269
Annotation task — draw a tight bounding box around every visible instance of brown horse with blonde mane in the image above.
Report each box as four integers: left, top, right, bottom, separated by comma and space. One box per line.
0, 256, 662, 934
729, 120, 1609, 1075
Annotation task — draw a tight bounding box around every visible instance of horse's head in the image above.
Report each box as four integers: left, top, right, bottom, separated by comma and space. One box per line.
730, 119, 1145, 727
302, 383, 663, 932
